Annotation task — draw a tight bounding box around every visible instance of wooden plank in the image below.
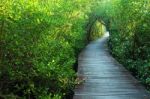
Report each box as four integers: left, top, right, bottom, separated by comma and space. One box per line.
73, 33, 150, 99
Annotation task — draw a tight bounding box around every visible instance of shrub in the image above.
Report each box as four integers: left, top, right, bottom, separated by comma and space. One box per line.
0, 0, 93, 98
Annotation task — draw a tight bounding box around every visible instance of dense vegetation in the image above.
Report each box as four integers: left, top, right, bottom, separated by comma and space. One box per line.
99, 0, 150, 90
89, 20, 105, 41
0, 0, 104, 98
0, 0, 149, 98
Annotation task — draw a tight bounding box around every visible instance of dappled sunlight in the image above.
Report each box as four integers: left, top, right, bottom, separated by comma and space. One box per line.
104, 31, 110, 37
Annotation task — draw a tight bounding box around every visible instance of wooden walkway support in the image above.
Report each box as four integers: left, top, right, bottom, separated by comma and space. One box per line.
73, 32, 150, 99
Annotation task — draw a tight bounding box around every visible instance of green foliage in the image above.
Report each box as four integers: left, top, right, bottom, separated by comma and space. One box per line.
89, 20, 105, 41
102, 0, 150, 90
0, 0, 102, 98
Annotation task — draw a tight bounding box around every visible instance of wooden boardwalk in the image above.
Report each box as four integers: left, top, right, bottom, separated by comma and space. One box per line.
73, 32, 150, 99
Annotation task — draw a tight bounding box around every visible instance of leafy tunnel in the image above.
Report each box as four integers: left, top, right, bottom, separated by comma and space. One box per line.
0, 0, 150, 99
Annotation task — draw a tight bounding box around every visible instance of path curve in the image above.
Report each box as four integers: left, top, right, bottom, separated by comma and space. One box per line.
73, 32, 150, 99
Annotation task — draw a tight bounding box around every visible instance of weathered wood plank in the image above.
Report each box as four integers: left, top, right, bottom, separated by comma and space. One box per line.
73, 33, 150, 99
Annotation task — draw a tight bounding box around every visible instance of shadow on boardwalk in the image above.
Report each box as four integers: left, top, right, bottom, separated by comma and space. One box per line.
73, 32, 150, 99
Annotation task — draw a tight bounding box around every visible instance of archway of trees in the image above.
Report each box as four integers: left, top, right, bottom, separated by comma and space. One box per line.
0, 0, 150, 98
